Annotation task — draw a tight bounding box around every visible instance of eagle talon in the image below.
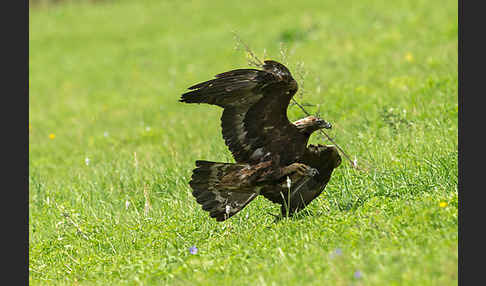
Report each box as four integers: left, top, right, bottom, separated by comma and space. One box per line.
295, 164, 318, 177
267, 212, 280, 218
307, 168, 319, 177
323, 121, 332, 129
267, 212, 283, 222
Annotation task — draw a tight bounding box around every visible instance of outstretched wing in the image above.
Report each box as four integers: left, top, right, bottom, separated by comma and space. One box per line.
180, 60, 304, 165
260, 145, 342, 216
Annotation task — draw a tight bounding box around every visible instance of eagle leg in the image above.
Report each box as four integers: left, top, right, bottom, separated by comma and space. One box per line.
289, 176, 313, 197
282, 162, 318, 178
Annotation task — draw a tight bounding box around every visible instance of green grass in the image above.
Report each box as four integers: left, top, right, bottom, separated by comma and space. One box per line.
29, 0, 458, 285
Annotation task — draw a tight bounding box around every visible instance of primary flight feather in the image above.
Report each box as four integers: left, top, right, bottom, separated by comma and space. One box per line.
180, 60, 341, 221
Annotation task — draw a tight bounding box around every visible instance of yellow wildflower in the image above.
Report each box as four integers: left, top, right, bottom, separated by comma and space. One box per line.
439, 201, 447, 208
49, 133, 56, 140
405, 52, 414, 62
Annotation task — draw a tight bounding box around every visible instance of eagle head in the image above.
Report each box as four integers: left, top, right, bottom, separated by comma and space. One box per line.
293, 116, 332, 136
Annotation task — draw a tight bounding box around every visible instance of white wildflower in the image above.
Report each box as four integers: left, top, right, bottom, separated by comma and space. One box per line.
286, 176, 292, 190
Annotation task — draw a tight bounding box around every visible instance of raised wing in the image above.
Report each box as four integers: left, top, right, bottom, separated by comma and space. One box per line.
260, 144, 342, 216
180, 60, 304, 165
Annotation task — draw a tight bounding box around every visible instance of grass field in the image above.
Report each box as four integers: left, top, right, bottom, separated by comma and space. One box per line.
29, 0, 458, 285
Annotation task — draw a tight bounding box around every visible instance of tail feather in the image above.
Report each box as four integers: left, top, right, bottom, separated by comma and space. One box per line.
189, 160, 258, 221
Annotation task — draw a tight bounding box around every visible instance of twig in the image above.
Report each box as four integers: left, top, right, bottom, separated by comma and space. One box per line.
143, 184, 151, 216
279, 42, 289, 66
232, 32, 367, 171
134, 151, 138, 170
232, 31, 263, 67
294, 61, 308, 99
290, 97, 365, 171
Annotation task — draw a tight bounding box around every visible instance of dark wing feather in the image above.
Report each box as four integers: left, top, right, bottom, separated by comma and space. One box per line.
181, 69, 263, 107
261, 145, 342, 216
180, 60, 304, 164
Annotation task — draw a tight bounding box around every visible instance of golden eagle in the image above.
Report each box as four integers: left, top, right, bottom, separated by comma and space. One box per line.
180, 60, 341, 221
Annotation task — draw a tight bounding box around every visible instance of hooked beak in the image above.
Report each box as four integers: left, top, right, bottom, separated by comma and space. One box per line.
317, 119, 332, 129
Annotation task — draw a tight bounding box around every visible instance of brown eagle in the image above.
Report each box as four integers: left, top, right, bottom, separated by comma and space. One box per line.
180, 60, 341, 221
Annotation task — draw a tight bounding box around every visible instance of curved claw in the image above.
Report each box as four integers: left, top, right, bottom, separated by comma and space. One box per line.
317, 118, 332, 129
323, 121, 332, 129
267, 212, 283, 222
307, 168, 319, 177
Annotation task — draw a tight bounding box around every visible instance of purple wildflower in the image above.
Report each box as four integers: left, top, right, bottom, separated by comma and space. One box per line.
354, 270, 362, 279
334, 248, 342, 256
189, 246, 198, 255
329, 248, 343, 259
